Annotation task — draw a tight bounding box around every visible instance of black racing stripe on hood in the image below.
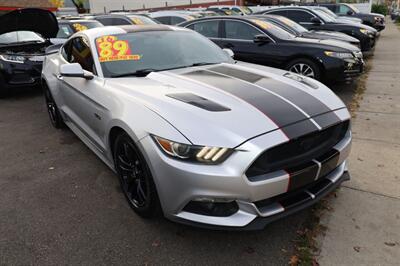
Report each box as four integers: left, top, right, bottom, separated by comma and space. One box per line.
183, 70, 319, 139
313, 112, 344, 129
209, 65, 341, 123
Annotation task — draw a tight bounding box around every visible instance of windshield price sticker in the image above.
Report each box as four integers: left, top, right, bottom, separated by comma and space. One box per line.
251, 19, 272, 30
280, 18, 295, 27
96, 35, 141, 62
73, 23, 88, 32
131, 18, 144, 25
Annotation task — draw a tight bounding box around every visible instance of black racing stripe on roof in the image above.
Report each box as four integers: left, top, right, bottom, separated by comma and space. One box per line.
209, 65, 341, 124
183, 70, 318, 139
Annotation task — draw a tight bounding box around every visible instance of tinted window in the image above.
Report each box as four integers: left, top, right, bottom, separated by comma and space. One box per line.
190, 20, 219, 38
70, 37, 95, 73
171, 16, 185, 25
224, 21, 261, 40
61, 40, 72, 61
266, 10, 287, 17
96, 17, 131, 26
155, 16, 171, 25
286, 10, 313, 23
338, 5, 351, 15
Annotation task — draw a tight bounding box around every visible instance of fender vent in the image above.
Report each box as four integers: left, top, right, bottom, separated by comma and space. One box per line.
166, 93, 230, 112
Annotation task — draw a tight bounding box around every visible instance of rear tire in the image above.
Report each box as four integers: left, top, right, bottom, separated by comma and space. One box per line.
43, 83, 64, 129
113, 133, 161, 218
286, 58, 321, 80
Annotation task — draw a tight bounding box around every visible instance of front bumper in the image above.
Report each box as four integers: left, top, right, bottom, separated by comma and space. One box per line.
140, 115, 352, 229
323, 55, 364, 83
0, 58, 43, 89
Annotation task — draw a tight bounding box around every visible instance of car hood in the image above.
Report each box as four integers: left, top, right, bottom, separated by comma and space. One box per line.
0, 8, 58, 38
106, 63, 347, 147
294, 37, 359, 52
305, 30, 360, 44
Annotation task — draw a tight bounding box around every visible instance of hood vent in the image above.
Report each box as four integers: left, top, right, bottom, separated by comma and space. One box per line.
166, 93, 230, 112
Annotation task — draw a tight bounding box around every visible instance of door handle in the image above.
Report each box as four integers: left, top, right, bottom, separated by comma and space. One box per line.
56, 75, 63, 81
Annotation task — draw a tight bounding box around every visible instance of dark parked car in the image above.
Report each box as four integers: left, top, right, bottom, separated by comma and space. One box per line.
257, 6, 377, 52
313, 3, 385, 31
180, 16, 363, 83
92, 14, 158, 26
252, 15, 360, 48
0, 8, 58, 97
57, 19, 103, 39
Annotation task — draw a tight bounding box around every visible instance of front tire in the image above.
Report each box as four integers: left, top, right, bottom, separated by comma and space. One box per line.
286, 58, 321, 80
43, 83, 64, 129
113, 133, 161, 218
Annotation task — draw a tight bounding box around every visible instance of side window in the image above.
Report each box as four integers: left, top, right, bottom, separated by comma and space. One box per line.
70, 37, 95, 73
266, 10, 287, 17
224, 21, 261, 40
112, 18, 131, 25
338, 5, 351, 15
190, 20, 219, 38
155, 16, 171, 25
171, 16, 185, 25
286, 10, 313, 23
95, 17, 113, 26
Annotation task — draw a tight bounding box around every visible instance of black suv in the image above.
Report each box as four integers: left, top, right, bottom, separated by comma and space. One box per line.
315, 3, 385, 31
257, 6, 377, 52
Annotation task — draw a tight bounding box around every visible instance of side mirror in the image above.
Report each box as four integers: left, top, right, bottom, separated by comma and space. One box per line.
223, 48, 234, 58
253, 34, 270, 43
347, 10, 354, 15
311, 17, 322, 25
60, 63, 93, 80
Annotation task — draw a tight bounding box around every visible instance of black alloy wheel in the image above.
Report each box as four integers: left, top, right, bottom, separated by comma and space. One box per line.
113, 133, 160, 217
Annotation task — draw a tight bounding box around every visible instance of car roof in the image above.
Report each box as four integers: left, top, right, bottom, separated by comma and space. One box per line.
80, 24, 189, 39
58, 19, 99, 23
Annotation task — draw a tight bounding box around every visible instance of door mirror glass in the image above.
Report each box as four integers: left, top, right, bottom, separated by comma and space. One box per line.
311, 17, 322, 25
222, 48, 234, 58
253, 34, 270, 43
60, 63, 93, 80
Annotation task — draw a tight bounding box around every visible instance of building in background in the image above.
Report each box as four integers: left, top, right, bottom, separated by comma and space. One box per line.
0, 0, 58, 14
88, 0, 244, 13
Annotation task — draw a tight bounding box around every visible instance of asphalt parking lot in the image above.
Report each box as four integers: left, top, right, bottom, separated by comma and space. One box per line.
0, 79, 357, 265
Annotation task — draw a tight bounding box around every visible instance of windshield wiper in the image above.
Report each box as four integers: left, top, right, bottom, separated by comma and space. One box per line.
110, 63, 218, 78
111, 68, 157, 78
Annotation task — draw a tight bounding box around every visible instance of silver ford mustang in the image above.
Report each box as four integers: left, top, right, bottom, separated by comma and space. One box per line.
42, 25, 352, 230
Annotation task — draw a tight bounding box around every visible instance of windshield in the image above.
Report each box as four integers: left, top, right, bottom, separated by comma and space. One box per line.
274, 16, 308, 33
127, 15, 158, 25
316, 8, 338, 19
347, 4, 360, 13
0, 31, 44, 44
240, 6, 253, 15
252, 19, 296, 40
313, 9, 335, 22
95, 31, 233, 78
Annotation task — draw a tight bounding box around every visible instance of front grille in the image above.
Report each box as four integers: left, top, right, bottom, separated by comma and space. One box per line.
246, 121, 349, 178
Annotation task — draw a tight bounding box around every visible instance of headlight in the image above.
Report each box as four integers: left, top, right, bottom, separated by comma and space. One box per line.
0, 54, 25, 64
324, 51, 354, 59
153, 136, 232, 164
359, 28, 373, 36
